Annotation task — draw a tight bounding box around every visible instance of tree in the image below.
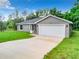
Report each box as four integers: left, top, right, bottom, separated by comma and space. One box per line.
22, 10, 27, 20
50, 8, 57, 15
7, 20, 14, 29
15, 9, 19, 18
13, 17, 24, 30
36, 9, 49, 16
65, 0, 79, 30
0, 21, 3, 31
74, 0, 79, 6
49, 8, 63, 18
0, 16, 6, 31
7, 9, 24, 30
7, 17, 24, 30
0, 21, 6, 32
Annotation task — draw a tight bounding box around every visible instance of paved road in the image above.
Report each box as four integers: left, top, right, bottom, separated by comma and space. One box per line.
0, 36, 63, 59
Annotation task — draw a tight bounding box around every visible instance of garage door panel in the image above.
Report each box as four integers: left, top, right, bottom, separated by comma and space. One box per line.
38, 24, 65, 37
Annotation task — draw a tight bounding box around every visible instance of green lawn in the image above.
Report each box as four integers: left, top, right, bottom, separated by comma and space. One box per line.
44, 31, 79, 59
0, 31, 33, 43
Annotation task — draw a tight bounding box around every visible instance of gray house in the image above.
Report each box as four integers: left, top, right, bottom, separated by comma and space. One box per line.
17, 15, 73, 38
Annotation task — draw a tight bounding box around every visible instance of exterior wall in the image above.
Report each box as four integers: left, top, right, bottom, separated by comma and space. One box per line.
17, 25, 20, 31
65, 24, 72, 38
17, 24, 31, 32
65, 24, 70, 38
38, 16, 69, 24
69, 24, 72, 36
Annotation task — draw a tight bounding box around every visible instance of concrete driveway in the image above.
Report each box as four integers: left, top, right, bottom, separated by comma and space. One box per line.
0, 36, 63, 59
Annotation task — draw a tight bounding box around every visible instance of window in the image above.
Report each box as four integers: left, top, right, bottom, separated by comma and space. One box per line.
20, 25, 23, 30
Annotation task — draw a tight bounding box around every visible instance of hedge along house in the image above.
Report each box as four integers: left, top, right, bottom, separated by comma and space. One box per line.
17, 15, 73, 38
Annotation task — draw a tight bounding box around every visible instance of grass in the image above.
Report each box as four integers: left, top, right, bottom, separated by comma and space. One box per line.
0, 31, 33, 43
44, 31, 79, 59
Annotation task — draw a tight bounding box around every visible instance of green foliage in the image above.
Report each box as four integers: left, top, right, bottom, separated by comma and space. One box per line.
50, 8, 63, 18
0, 21, 6, 31
27, 13, 38, 20
62, 0, 79, 30
7, 20, 14, 29
50, 8, 57, 15
7, 17, 24, 30
36, 9, 49, 16
14, 18, 24, 30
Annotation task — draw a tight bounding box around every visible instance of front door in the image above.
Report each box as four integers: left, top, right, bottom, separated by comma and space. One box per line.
32, 24, 37, 34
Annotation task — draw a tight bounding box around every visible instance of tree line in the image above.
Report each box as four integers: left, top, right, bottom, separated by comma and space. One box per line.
0, 0, 79, 31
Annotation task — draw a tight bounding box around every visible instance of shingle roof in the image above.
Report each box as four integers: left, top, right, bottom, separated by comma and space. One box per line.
17, 15, 73, 25
17, 17, 43, 25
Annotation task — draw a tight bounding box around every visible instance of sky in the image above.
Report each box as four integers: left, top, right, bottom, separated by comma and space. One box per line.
0, 0, 76, 17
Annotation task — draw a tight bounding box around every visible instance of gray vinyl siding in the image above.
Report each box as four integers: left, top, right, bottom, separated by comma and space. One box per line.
17, 25, 20, 31
65, 24, 72, 38
38, 16, 69, 25
17, 24, 30, 32
65, 24, 69, 38
69, 24, 72, 36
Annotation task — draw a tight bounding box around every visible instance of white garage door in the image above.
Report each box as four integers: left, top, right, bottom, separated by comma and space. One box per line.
38, 24, 65, 37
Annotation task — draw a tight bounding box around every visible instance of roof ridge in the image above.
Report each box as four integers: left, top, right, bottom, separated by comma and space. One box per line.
35, 15, 73, 24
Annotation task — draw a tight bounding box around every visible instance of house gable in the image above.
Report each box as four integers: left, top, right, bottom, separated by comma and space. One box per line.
37, 16, 70, 24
